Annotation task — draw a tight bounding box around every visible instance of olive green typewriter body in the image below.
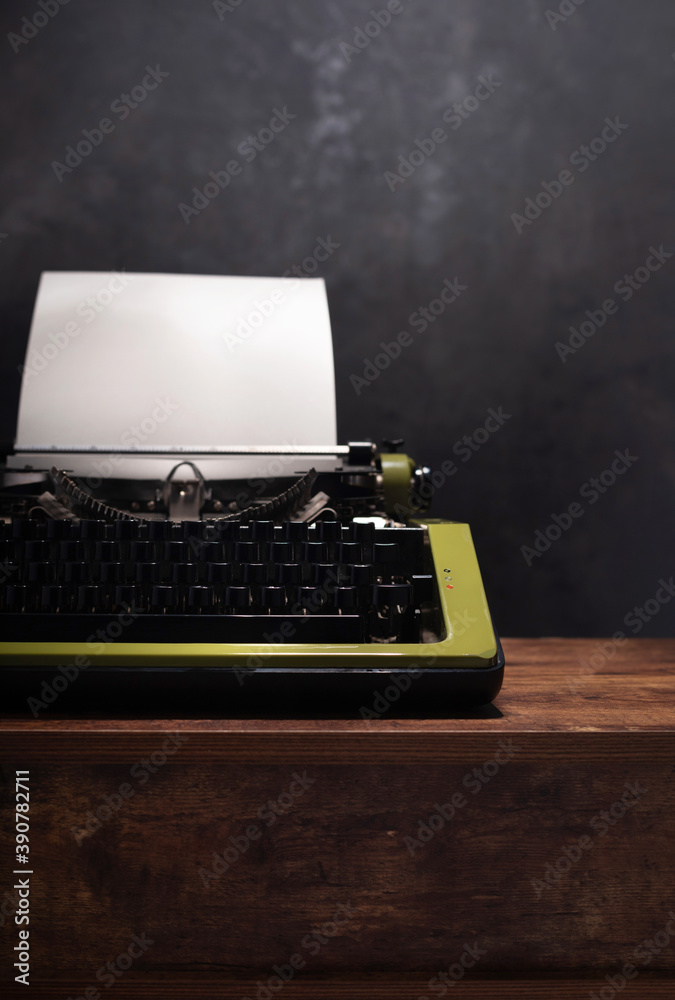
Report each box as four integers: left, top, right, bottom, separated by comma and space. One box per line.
0, 273, 503, 713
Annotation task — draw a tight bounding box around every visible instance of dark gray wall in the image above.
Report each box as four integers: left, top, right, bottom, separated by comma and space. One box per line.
1, 0, 673, 637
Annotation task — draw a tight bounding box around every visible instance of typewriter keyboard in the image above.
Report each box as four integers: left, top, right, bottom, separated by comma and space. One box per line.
0, 518, 442, 644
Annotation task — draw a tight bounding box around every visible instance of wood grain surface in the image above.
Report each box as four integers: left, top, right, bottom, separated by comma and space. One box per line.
1, 638, 674, 996
5, 977, 674, 998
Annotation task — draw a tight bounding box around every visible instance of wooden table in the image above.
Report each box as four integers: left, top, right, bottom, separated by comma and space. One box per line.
1, 638, 674, 998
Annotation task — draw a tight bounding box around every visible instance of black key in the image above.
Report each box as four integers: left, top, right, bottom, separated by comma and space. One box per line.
28, 561, 53, 585
148, 520, 172, 541
80, 519, 108, 540
201, 542, 225, 562
270, 541, 292, 562
369, 583, 414, 643
0, 563, 19, 596
77, 585, 101, 612
95, 541, 122, 562
172, 562, 198, 585
201, 520, 220, 539
335, 586, 358, 610
296, 586, 329, 612
135, 562, 161, 584
187, 585, 213, 612
317, 520, 342, 542
350, 564, 374, 587
225, 585, 250, 609
99, 561, 126, 584
129, 540, 153, 562
260, 585, 286, 610
337, 542, 361, 564
214, 521, 239, 542
373, 543, 399, 565
47, 520, 74, 540
304, 542, 328, 563
234, 541, 258, 562
283, 521, 308, 542
63, 561, 91, 584
59, 540, 86, 561
151, 585, 178, 612
312, 563, 339, 586
250, 520, 274, 541
207, 562, 232, 585
98, 562, 126, 609
351, 521, 375, 544
184, 538, 205, 562
41, 585, 65, 611
25, 540, 49, 561
181, 521, 204, 540
114, 520, 139, 540
164, 540, 190, 562
277, 563, 301, 585
115, 585, 138, 609
243, 563, 268, 585
6, 585, 28, 610
371, 583, 412, 607
12, 518, 44, 540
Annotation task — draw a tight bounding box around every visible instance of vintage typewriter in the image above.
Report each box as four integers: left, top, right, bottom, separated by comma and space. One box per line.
0, 272, 503, 713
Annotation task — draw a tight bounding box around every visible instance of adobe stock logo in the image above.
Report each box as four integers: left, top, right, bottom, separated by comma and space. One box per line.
7, 0, 70, 54
350, 277, 466, 395
545, 0, 588, 31
383, 75, 502, 193
213, 0, 248, 17
520, 450, 638, 566
339, 1, 416, 63
51, 66, 170, 181
178, 107, 296, 224
511, 117, 628, 234
555, 245, 673, 363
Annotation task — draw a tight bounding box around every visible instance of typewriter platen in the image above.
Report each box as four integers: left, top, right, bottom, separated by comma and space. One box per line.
0, 272, 504, 713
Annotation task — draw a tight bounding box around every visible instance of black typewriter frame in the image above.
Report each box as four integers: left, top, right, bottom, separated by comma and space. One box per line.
0, 636, 504, 717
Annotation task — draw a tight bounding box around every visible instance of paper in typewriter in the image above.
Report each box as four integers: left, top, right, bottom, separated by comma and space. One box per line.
13, 272, 338, 478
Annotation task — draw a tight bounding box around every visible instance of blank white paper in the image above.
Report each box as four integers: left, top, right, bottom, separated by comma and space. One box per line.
12, 271, 338, 478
